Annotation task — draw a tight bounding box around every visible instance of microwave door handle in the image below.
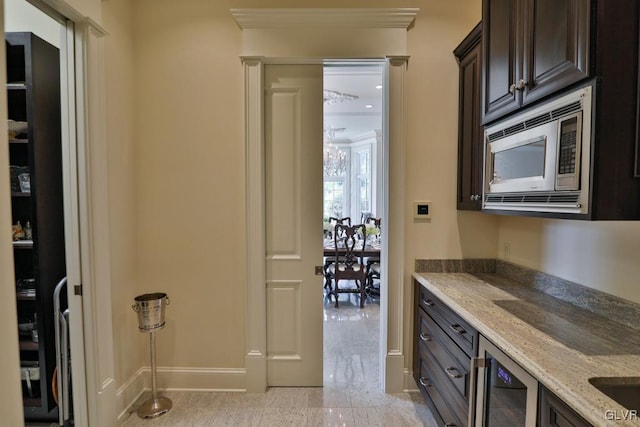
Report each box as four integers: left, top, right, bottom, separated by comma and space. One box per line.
469, 357, 487, 427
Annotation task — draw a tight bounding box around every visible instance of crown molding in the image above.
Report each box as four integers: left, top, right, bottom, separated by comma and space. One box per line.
230, 8, 418, 30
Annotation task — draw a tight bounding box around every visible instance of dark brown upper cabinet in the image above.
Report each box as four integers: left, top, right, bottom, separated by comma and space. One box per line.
482, 0, 590, 125
454, 23, 483, 210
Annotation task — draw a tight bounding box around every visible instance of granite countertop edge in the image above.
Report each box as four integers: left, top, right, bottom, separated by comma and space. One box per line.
413, 271, 640, 427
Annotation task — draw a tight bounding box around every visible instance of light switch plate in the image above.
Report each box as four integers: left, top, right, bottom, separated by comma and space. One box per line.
414, 201, 431, 220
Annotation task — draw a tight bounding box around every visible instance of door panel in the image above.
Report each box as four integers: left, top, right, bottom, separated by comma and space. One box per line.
522, 0, 590, 105
265, 64, 323, 386
482, 0, 520, 124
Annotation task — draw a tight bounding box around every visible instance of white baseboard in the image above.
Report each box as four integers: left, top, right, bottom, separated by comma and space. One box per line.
116, 366, 246, 421
384, 353, 405, 393
403, 368, 418, 392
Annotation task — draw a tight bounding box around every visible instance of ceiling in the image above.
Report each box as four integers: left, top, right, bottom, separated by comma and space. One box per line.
323, 63, 383, 143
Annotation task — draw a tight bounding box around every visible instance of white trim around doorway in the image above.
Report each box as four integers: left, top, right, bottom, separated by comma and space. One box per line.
234, 8, 417, 393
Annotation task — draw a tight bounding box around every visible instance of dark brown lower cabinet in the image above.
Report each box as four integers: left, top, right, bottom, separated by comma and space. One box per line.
414, 281, 478, 426
414, 280, 593, 426
539, 385, 592, 427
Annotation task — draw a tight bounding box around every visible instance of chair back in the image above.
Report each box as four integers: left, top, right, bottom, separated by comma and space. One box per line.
333, 223, 366, 279
364, 217, 381, 228
360, 212, 372, 224
329, 216, 351, 227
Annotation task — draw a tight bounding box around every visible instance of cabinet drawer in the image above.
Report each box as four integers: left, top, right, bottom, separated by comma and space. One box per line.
418, 286, 477, 357
418, 307, 471, 401
417, 358, 464, 427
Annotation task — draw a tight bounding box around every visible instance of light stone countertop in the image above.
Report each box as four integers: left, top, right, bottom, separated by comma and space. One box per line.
413, 272, 640, 427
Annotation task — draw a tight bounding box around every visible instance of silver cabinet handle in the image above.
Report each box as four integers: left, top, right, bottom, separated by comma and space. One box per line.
419, 377, 432, 387
509, 79, 528, 93
445, 367, 462, 379
515, 79, 528, 90
423, 299, 434, 307
450, 323, 467, 334
419, 333, 431, 342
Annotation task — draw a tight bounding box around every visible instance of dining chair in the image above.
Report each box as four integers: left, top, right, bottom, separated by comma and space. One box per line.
360, 211, 372, 225
364, 217, 381, 296
326, 223, 367, 308
323, 217, 351, 289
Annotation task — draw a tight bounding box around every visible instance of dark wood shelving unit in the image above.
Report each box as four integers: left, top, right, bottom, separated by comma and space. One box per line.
7, 31, 66, 422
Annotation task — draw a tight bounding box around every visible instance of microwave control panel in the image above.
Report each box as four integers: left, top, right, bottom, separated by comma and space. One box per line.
557, 116, 579, 175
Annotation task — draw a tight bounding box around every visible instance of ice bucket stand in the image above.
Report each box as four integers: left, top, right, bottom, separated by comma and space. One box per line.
132, 293, 172, 419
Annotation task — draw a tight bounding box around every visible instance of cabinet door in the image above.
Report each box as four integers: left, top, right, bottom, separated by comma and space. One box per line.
482, 0, 521, 124
539, 385, 592, 427
521, 0, 590, 105
456, 24, 484, 210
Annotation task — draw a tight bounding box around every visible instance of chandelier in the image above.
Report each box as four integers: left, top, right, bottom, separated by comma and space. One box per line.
323, 127, 347, 177
323, 90, 355, 176
324, 89, 358, 105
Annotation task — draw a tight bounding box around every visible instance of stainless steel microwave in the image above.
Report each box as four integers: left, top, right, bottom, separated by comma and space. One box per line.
483, 85, 593, 215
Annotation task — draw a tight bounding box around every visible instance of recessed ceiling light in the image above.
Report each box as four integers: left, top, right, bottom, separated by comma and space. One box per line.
375, 85, 383, 89
365, 104, 374, 109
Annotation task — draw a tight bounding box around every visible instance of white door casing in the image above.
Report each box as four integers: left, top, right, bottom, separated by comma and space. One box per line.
264, 64, 324, 386
236, 8, 416, 393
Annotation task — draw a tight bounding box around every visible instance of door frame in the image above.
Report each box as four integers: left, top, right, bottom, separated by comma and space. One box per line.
234, 8, 417, 393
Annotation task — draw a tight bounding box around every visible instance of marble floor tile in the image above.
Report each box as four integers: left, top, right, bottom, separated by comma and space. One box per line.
118, 295, 436, 426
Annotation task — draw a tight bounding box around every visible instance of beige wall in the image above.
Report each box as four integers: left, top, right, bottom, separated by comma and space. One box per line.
131, 0, 247, 369
120, 0, 494, 382
404, 3, 497, 263
498, 217, 640, 305
108, 0, 640, 397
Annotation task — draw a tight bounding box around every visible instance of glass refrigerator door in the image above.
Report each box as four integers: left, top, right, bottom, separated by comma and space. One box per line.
475, 336, 538, 427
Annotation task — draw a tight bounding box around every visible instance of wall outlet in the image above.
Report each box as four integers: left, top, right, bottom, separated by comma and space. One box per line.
502, 242, 511, 260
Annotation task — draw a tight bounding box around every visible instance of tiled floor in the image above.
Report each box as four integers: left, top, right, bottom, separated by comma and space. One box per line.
115, 288, 437, 426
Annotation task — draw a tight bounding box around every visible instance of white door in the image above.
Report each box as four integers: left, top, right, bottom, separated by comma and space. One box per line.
264, 64, 324, 386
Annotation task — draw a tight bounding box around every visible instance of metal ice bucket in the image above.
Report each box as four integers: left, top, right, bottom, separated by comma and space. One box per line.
132, 293, 170, 332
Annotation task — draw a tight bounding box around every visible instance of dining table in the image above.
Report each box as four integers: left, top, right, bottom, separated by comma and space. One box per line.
323, 240, 381, 257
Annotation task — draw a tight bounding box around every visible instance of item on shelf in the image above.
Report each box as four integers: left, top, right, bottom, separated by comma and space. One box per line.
8, 119, 28, 139
12, 221, 24, 241
17, 277, 36, 289
18, 314, 36, 338
20, 362, 40, 398
24, 221, 32, 240
9, 165, 29, 192
18, 172, 30, 193
16, 288, 36, 298
18, 320, 35, 336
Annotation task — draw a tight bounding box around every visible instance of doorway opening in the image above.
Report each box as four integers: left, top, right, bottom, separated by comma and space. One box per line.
322, 61, 385, 388
5, 0, 81, 424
